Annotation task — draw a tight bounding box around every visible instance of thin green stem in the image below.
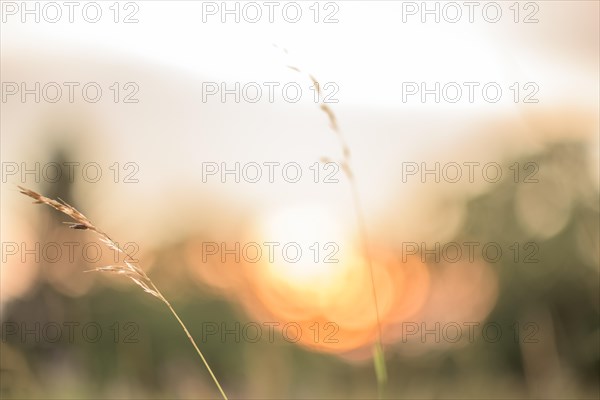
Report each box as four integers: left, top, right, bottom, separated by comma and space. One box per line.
152, 283, 229, 400
349, 177, 388, 396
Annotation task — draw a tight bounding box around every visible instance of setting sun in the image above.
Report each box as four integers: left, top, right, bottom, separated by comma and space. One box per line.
252, 204, 353, 293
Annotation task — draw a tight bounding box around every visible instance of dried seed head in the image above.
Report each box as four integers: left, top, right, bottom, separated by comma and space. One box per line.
18, 186, 162, 301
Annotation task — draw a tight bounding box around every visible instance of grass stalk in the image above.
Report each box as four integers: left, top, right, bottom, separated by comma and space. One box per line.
19, 186, 229, 400
280, 53, 389, 395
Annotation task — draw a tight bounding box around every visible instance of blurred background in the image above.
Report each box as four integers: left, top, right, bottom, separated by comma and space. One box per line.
1, 1, 599, 398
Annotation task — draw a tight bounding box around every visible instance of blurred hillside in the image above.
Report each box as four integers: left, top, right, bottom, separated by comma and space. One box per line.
2, 140, 598, 399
